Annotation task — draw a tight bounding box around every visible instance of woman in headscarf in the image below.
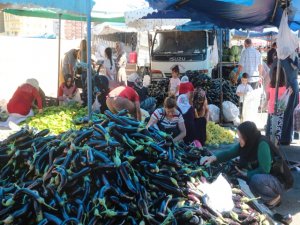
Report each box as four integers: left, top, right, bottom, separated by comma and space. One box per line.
0, 78, 43, 127
193, 87, 209, 145
115, 42, 127, 86
58, 74, 79, 105
200, 121, 293, 208
179, 75, 194, 103
177, 94, 200, 146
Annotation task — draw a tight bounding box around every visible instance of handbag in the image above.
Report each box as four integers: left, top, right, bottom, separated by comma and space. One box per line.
267, 138, 294, 190
277, 89, 290, 112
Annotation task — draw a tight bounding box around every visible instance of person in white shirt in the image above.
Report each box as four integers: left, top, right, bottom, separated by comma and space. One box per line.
236, 73, 253, 121
103, 47, 116, 81
234, 39, 262, 89
168, 65, 181, 96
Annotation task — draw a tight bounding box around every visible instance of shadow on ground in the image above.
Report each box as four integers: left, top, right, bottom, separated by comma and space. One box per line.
273, 144, 300, 225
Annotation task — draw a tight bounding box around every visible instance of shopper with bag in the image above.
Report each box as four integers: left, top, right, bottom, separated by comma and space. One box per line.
280, 52, 299, 145
200, 121, 293, 208
265, 67, 292, 145
234, 39, 262, 89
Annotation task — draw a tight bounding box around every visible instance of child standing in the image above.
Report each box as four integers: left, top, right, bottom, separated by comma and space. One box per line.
169, 65, 181, 97
236, 73, 253, 121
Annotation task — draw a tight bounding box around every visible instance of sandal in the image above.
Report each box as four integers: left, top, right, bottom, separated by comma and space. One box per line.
273, 213, 293, 225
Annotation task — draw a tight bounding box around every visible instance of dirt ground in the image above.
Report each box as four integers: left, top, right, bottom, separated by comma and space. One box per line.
0, 36, 81, 102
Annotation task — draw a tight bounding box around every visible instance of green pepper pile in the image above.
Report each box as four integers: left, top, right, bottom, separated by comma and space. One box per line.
20, 104, 87, 134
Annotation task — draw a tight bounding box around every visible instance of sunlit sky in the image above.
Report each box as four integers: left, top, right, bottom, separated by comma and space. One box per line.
92, 0, 150, 16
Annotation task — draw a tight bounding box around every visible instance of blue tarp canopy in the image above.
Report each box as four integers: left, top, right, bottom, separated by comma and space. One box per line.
144, 0, 300, 31
232, 30, 277, 41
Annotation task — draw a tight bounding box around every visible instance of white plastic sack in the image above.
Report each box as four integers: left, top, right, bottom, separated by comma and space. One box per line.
140, 108, 150, 122
277, 9, 299, 60
92, 97, 101, 112
243, 88, 263, 123
208, 104, 220, 122
293, 103, 300, 132
222, 101, 239, 122
199, 174, 234, 213
210, 36, 219, 67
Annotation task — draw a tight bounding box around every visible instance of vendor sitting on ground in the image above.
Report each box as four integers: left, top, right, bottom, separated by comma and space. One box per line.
106, 86, 141, 121
127, 73, 157, 114
58, 74, 79, 105
200, 121, 293, 208
146, 95, 186, 142
0, 78, 43, 128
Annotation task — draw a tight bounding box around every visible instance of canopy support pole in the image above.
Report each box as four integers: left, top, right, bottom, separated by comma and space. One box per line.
218, 28, 223, 124
87, 0, 92, 120
57, 13, 62, 97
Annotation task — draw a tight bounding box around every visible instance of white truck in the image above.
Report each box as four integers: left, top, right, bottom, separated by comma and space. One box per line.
137, 30, 215, 78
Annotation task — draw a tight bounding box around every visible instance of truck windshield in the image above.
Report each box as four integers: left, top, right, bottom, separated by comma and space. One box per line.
152, 31, 207, 55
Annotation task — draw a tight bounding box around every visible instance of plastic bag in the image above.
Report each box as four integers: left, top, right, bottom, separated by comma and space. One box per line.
210, 36, 219, 67
208, 104, 220, 123
199, 174, 234, 213
92, 97, 101, 112
277, 89, 290, 112
277, 9, 299, 60
242, 88, 263, 124
294, 103, 300, 132
222, 101, 239, 122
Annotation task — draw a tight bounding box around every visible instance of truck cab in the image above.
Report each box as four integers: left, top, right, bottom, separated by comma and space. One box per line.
150, 30, 215, 78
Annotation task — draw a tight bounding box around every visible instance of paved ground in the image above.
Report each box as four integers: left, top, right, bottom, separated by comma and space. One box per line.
273, 143, 300, 225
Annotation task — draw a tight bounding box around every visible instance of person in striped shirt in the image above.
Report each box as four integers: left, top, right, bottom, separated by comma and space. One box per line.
146, 95, 186, 142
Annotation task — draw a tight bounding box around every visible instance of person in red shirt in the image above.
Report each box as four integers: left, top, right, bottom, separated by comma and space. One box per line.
0, 78, 43, 127
179, 75, 194, 103
106, 86, 141, 121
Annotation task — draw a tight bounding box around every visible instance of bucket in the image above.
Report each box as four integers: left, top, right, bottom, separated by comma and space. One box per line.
129, 52, 137, 64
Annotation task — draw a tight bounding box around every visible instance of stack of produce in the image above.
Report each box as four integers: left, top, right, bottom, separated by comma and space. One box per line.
148, 78, 169, 106
186, 71, 239, 106
20, 104, 87, 134
0, 111, 271, 224
222, 45, 242, 62
206, 121, 235, 146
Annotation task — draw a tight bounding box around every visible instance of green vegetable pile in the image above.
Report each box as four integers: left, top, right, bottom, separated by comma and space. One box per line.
20, 104, 87, 134
222, 45, 242, 62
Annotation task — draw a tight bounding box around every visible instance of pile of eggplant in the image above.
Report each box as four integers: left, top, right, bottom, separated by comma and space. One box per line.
186, 71, 239, 106
148, 79, 169, 106
0, 110, 270, 225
